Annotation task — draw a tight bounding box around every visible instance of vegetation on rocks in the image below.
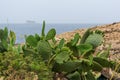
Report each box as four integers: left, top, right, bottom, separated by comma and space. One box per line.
0, 21, 120, 80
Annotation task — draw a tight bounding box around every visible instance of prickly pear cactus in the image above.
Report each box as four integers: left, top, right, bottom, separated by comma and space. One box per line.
0, 27, 9, 52
85, 33, 103, 48
80, 29, 90, 44
37, 40, 52, 60
45, 28, 56, 40
0, 29, 4, 40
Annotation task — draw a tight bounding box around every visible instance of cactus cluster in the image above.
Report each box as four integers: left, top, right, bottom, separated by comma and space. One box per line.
27, 22, 115, 80
80, 29, 104, 48
0, 28, 8, 52
0, 21, 119, 80
0, 27, 16, 52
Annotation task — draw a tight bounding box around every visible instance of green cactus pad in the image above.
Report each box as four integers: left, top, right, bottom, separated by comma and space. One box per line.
37, 41, 52, 60
85, 34, 103, 48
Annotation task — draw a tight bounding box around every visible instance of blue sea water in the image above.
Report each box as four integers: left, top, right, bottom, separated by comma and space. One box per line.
0, 23, 101, 43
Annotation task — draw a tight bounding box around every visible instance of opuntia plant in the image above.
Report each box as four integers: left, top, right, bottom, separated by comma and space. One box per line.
23, 21, 118, 80
0, 21, 116, 80
0, 27, 20, 53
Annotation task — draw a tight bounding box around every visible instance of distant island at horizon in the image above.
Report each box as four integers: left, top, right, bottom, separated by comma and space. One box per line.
26, 20, 36, 24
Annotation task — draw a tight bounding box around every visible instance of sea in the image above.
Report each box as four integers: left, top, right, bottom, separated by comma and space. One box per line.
0, 23, 102, 43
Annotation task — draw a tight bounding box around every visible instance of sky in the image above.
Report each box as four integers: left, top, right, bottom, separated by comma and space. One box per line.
0, 0, 120, 23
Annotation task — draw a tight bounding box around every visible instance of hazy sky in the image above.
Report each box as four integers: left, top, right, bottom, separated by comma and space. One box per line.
0, 0, 120, 23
